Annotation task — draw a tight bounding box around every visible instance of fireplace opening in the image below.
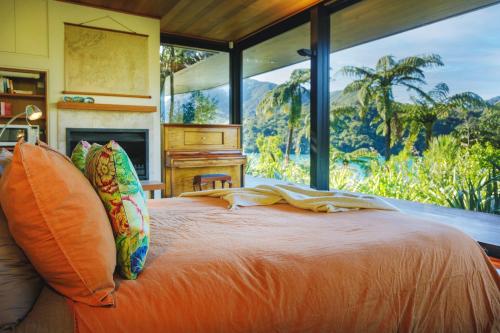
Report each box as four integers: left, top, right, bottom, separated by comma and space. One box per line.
66, 128, 149, 180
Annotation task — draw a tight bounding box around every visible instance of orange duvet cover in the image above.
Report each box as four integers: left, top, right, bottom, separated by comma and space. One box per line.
70, 197, 500, 333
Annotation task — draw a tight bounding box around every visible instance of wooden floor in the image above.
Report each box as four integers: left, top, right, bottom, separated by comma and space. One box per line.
245, 175, 500, 258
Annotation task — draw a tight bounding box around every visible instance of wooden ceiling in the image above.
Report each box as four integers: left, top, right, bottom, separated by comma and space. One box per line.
170, 0, 500, 93
58, 0, 322, 41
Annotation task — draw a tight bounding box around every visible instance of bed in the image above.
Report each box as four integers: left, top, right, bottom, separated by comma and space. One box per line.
11, 197, 500, 333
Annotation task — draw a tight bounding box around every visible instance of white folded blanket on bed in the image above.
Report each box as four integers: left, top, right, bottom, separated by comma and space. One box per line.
180, 184, 398, 213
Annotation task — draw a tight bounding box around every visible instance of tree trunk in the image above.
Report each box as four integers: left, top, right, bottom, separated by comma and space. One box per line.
384, 119, 391, 160
285, 126, 294, 164
424, 122, 433, 149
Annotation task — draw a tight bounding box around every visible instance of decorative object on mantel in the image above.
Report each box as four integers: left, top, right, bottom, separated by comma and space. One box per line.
64, 18, 149, 99
63, 96, 95, 103
57, 101, 156, 113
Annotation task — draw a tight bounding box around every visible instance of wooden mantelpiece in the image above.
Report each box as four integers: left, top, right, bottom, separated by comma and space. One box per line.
56, 101, 156, 113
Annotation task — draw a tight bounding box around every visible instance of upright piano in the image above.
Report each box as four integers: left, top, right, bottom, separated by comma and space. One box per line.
163, 124, 246, 197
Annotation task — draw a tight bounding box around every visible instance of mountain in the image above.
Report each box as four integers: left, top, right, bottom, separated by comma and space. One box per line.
487, 96, 500, 106
243, 79, 277, 117
331, 90, 358, 106
171, 79, 359, 122
168, 79, 277, 122
171, 79, 494, 156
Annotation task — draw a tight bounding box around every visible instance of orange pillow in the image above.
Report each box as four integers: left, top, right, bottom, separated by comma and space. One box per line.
0, 142, 116, 306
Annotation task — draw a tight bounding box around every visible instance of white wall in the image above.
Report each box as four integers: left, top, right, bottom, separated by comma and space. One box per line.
0, 0, 161, 180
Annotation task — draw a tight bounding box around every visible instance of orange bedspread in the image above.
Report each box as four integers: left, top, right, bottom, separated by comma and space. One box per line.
71, 197, 500, 333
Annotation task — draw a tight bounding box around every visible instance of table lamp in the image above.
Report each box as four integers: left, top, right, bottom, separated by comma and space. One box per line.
0, 104, 43, 141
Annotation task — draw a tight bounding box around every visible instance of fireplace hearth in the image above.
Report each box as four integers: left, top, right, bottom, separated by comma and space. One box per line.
66, 128, 149, 180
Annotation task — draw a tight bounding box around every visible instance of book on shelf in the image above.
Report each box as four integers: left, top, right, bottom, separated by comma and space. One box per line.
13, 89, 34, 95
0, 77, 14, 94
0, 101, 13, 117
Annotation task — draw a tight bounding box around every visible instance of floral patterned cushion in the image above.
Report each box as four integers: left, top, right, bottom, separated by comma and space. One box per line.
70, 141, 91, 173
85, 141, 150, 279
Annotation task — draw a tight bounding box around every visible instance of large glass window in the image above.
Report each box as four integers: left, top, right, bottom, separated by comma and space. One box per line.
242, 24, 311, 186
328, 2, 499, 213
160, 44, 229, 124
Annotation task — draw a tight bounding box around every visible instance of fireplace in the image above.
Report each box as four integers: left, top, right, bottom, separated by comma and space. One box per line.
66, 128, 149, 180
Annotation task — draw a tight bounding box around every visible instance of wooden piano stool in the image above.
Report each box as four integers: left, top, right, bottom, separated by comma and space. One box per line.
193, 174, 232, 191
163, 124, 246, 197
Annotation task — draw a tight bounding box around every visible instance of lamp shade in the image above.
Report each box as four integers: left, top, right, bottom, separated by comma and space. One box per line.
25, 105, 43, 121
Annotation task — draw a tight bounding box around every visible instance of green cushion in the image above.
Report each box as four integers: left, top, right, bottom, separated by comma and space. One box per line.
70, 141, 91, 173
85, 141, 149, 280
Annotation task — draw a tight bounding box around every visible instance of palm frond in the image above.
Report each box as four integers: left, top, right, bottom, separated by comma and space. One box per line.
376, 55, 396, 72
357, 84, 373, 110
447, 92, 485, 109
390, 66, 425, 81
398, 54, 444, 69
393, 76, 427, 86
338, 66, 375, 79
290, 68, 310, 83
433, 82, 450, 96
343, 79, 367, 93
400, 82, 430, 100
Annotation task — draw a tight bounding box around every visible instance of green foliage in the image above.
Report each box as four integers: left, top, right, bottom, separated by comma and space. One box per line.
247, 134, 309, 184
191, 91, 218, 124
476, 106, 500, 148
454, 105, 500, 148
243, 53, 499, 214
178, 91, 218, 124
247, 134, 499, 214
351, 136, 498, 213
181, 99, 195, 124
160, 45, 215, 122
447, 166, 499, 214
339, 54, 444, 159
257, 69, 310, 161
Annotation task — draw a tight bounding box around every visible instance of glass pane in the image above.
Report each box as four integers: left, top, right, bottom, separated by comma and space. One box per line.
160, 44, 229, 124
243, 23, 311, 187
329, 2, 500, 214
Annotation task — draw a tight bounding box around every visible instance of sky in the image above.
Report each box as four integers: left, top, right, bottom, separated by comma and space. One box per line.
252, 4, 500, 101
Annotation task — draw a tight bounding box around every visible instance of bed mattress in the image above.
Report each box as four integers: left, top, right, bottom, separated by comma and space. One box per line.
19, 197, 500, 332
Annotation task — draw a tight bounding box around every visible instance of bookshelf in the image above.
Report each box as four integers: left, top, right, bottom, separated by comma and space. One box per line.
0, 67, 48, 145
0, 93, 46, 99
